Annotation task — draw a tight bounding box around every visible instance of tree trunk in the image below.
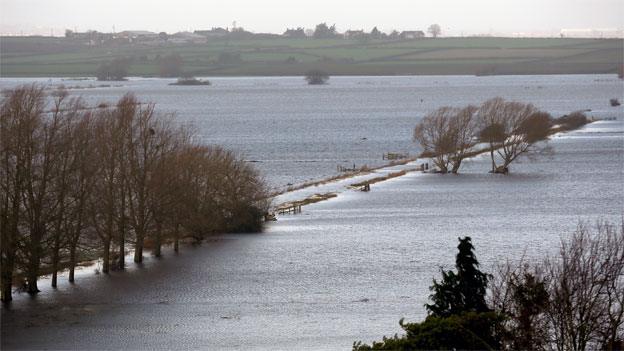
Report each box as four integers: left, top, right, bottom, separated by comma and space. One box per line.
134, 231, 144, 263
1, 247, 14, 302
153, 221, 162, 257
118, 229, 125, 269
118, 189, 126, 269
26, 223, 43, 294
26, 255, 40, 294
51, 234, 60, 288
451, 159, 462, 174
102, 239, 110, 274
174, 223, 179, 253
1, 194, 18, 302
68, 244, 76, 283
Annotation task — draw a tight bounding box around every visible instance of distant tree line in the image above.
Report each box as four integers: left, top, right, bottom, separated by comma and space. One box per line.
283, 23, 441, 40
354, 220, 624, 350
0, 85, 269, 302
413, 97, 589, 174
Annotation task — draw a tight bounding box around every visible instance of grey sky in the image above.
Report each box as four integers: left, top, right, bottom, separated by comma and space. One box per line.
1, 0, 622, 36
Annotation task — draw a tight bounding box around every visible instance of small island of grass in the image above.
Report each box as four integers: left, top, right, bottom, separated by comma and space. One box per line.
169, 77, 211, 86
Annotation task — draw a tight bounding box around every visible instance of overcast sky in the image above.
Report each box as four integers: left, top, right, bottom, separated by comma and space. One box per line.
1, 0, 622, 36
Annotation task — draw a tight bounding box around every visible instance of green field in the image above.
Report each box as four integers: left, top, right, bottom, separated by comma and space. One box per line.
1, 36, 622, 77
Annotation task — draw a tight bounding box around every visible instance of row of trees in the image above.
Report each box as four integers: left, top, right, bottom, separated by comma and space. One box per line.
0, 85, 269, 302
285, 23, 442, 40
355, 220, 624, 350
413, 97, 586, 174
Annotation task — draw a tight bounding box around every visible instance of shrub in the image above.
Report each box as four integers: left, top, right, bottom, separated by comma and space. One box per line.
353, 312, 503, 350
305, 70, 330, 85
553, 111, 589, 131
96, 58, 129, 81
355, 237, 497, 350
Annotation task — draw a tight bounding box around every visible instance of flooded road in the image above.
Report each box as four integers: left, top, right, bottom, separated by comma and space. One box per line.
2, 119, 623, 350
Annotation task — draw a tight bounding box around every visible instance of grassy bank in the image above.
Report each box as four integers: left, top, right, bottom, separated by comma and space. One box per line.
1, 36, 622, 77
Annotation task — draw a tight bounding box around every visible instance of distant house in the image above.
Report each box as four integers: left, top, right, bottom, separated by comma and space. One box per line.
344, 30, 366, 40
400, 30, 425, 39
560, 28, 624, 38
194, 27, 229, 38
65, 30, 113, 46
170, 31, 206, 44
118, 30, 157, 38
117, 30, 159, 42
283, 27, 306, 38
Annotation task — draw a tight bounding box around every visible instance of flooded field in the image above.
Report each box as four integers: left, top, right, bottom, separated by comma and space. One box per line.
1, 74, 622, 188
1, 75, 623, 350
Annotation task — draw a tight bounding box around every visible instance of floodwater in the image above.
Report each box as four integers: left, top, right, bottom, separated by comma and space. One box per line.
1, 75, 623, 350
1, 74, 622, 188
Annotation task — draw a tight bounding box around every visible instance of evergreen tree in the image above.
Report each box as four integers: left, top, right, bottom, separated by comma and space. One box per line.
371, 26, 382, 39
425, 237, 490, 317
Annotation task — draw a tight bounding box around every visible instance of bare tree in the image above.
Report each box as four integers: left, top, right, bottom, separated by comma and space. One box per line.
48, 90, 87, 288
428, 24, 442, 38
478, 97, 552, 174
66, 111, 97, 282
492, 220, 624, 350
545, 221, 624, 351
19, 87, 66, 294
414, 106, 477, 173
146, 121, 179, 257
448, 105, 478, 173
1, 85, 46, 300
490, 258, 551, 350
414, 107, 456, 173
125, 99, 162, 263
90, 107, 122, 273
1, 85, 269, 300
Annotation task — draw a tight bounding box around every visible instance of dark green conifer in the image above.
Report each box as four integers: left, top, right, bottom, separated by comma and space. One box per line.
426, 236, 490, 317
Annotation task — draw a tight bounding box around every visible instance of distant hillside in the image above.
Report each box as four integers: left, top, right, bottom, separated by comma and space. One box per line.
1, 36, 622, 77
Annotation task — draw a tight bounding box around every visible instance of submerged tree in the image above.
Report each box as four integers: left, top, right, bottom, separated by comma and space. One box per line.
477, 97, 552, 174
413, 105, 478, 173
1, 85, 47, 299
96, 58, 130, 81
305, 70, 330, 85
413, 107, 456, 173
554, 111, 589, 131
0, 86, 269, 302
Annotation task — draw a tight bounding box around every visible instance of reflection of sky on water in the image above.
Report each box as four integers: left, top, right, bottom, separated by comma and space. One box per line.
1, 76, 623, 350
2, 74, 622, 189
